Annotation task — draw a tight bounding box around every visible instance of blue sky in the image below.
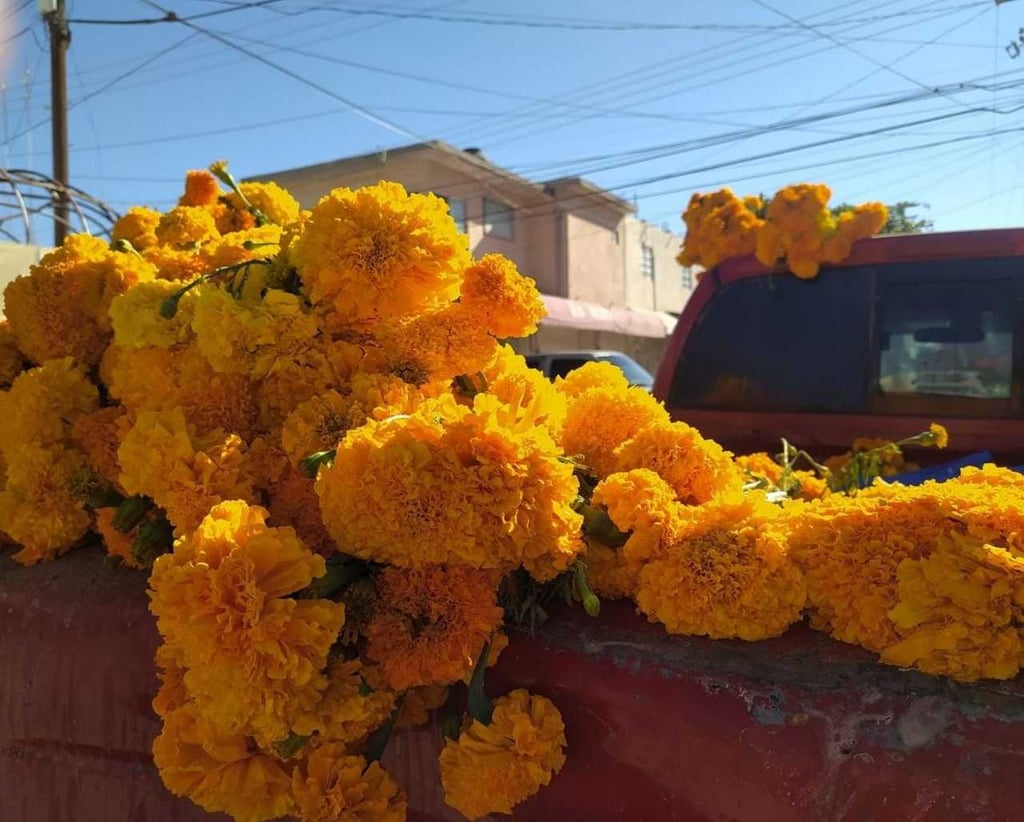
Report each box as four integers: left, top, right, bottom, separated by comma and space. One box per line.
1, 0, 1022, 237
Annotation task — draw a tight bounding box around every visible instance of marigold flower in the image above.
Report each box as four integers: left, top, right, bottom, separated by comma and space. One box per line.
109, 279, 198, 349
149, 501, 344, 744
0, 443, 92, 565
226, 181, 301, 227
317, 394, 582, 572
0, 323, 26, 388
881, 533, 1024, 681
592, 468, 683, 539
266, 467, 334, 555
481, 345, 567, 437
4, 234, 155, 366
291, 745, 406, 822
554, 359, 628, 398
95, 506, 143, 568
459, 253, 546, 339
280, 390, 364, 468
614, 421, 743, 506
292, 181, 471, 324
178, 170, 222, 208
200, 223, 282, 272
633, 493, 805, 640
585, 542, 638, 600
71, 405, 127, 490
377, 304, 497, 383
395, 684, 449, 729
156, 206, 220, 249
152, 702, 296, 822
112, 206, 161, 251
143, 244, 211, 283
117, 408, 254, 534
439, 689, 566, 820
677, 188, 763, 270
928, 422, 949, 449
0, 357, 98, 460
292, 659, 395, 745
365, 565, 504, 690
153, 643, 189, 720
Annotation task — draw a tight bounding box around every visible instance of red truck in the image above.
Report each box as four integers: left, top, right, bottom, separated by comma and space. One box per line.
655, 228, 1024, 464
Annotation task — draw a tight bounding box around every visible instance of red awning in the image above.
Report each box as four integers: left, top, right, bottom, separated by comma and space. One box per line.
540, 294, 675, 339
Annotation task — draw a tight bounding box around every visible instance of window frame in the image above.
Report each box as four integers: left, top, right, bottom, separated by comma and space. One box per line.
867, 261, 1024, 419
483, 197, 515, 240
641, 244, 655, 279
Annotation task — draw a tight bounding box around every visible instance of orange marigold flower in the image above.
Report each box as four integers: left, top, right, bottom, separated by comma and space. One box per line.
459, 253, 546, 339
200, 223, 282, 272
614, 421, 743, 506
292, 659, 395, 745
117, 408, 254, 534
291, 745, 406, 822
634, 493, 805, 640
110, 279, 199, 350
153, 643, 189, 720
0, 322, 26, 388
677, 188, 764, 270
156, 206, 220, 249
439, 689, 566, 821
592, 468, 683, 539
292, 181, 471, 324
223, 181, 301, 227
928, 422, 949, 449
280, 391, 364, 468
481, 345, 567, 437
0, 443, 92, 565
396, 684, 449, 729
4, 234, 156, 366
152, 702, 296, 822
149, 501, 344, 744
143, 244, 211, 282
585, 542, 638, 600
560, 376, 669, 477
317, 394, 582, 572
365, 564, 504, 691
71, 405, 127, 490
178, 170, 222, 208
112, 206, 161, 251
881, 533, 1024, 681
554, 359, 628, 398
735, 452, 783, 485
266, 467, 335, 555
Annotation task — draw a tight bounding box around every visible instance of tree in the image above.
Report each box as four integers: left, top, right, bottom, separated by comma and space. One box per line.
831, 200, 933, 235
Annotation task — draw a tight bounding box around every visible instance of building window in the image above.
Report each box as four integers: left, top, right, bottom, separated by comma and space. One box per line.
641, 244, 655, 279
483, 198, 514, 240
680, 267, 693, 290
436, 194, 467, 233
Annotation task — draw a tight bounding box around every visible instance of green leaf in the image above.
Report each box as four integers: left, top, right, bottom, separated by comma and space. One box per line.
299, 449, 337, 479
466, 641, 493, 725
112, 495, 151, 532
272, 732, 310, 760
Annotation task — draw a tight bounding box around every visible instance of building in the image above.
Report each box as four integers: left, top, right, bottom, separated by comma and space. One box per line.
251, 141, 696, 372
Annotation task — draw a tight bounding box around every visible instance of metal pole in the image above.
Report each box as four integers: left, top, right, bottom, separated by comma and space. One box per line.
42, 0, 70, 245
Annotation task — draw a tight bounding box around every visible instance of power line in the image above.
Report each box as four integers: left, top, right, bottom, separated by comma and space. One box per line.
67, 0, 285, 26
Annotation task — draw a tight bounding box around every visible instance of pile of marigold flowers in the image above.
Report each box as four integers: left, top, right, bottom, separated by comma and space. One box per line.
677, 183, 888, 278
0, 164, 1021, 822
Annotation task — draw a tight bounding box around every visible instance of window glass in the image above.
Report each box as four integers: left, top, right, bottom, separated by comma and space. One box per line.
447, 198, 467, 233
878, 280, 1013, 400
484, 198, 514, 239
668, 269, 873, 413
681, 267, 693, 290
641, 245, 655, 279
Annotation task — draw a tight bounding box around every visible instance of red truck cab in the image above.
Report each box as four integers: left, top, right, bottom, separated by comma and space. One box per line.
655, 228, 1024, 463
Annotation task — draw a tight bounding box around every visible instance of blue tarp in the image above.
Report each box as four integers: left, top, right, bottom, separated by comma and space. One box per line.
885, 452, 994, 486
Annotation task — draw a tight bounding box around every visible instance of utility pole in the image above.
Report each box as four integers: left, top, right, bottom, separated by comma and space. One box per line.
40, 0, 69, 245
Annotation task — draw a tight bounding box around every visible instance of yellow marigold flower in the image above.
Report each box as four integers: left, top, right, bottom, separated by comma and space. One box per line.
677, 188, 764, 270
459, 253, 546, 339
440, 689, 566, 820
0, 357, 98, 460
118, 408, 254, 534
112, 206, 161, 252
0, 443, 91, 565
156, 206, 221, 249
103, 344, 258, 439
71, 405, 127, 490
95, 506, 143, 568
585, 542, 638, 600
292, 181, 471, 324
191, 285, 320, 378
142, 244, 211, 283
881, 533, 1024, 681
223, 181, 301, 227
109, 279, 198, 350
280, 391, 364, 468
481, 345, 567, 437
292, 659, 395, 744
365, 565, 504, 690
0, 322, 26, 389
316, 395, 582, 572
200, 223, 282, 272
348, 370, 442, 422
554, 359, 628, 398
152, 702, 296, 822
592, 468, 683, 539
736, 452, 783, 484
928, 422, 949, 449
560, 380, 670, 477
614, 421, 743, 506
291, 745, 406, 822
178, 169, 222, 208
955, 463, 1024, 489
634, 493, 805, 640
149, 501, 344, 744
377, 303, 497, 383
4, 234, 156, 366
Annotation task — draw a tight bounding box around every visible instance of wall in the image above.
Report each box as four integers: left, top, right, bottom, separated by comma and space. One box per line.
563, 210, 624, 305
622, 217, 694, 314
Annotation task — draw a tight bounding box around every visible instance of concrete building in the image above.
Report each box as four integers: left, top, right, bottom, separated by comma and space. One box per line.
251, 141, 696, 372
